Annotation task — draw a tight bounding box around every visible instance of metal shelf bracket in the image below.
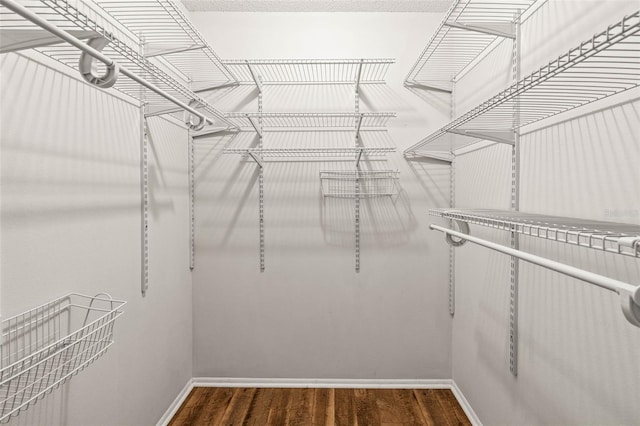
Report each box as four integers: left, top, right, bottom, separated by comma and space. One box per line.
247, 151, 264, 169
78, 36, 120, 88
246, 60, 263, 93
355, 59, 364, 94
248, 116, 263, 137
443, 220, 470, 247
444, 21, 516, 39
620, 287, 640, 327
403, 82, 452, 94
448, 128, 515, 145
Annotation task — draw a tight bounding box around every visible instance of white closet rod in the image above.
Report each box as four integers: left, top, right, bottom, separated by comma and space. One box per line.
0, 0, 215, 128
430, 224, 640, 327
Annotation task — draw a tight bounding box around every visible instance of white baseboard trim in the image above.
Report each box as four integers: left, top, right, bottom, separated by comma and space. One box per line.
156, 378, 195, 426
160, 377, 482, 426
192, 377, 452, 389
450, 380, 483, 426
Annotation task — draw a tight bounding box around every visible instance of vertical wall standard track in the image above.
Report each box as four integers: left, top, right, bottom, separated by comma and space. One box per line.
189, 133, 195, 271
509, 12, 522, 377
140, 37, 150, 297
354, 60, 363, 273
258, 90, 265, 273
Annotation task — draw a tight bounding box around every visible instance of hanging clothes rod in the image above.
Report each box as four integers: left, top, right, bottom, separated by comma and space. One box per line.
430, 224, 640, 327
0, 0, 215, 129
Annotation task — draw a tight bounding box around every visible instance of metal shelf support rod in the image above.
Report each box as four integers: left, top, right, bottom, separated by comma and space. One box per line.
430, 224, 640, 327
247, 151, 264, 169
355, 148, 363, 169
0, 0, 215, 127
404, 82, 452, 94
355, 59, 364, 94
248, 116, 263, 137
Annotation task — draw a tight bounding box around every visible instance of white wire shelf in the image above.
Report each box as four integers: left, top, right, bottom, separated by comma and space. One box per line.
0, 293, 126, 423
405, 11, 640, 156
0, 0, 233, 128
320, 170, 400, 198
225, 147, 396, 158
94, 0, 237, 90
405, 0, 537, 91
222, 59, 394, 85
430, 208, 640, 258
225, 112, 395, 130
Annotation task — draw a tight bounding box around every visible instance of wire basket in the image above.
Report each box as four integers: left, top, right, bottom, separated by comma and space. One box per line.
0, 293, 126, 423
320, 170, 400, 198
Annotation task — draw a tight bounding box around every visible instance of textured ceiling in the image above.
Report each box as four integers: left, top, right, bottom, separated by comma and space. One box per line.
181, 0, 453, 13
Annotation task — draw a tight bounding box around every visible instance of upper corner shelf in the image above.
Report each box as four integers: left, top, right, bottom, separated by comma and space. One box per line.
404, 0, 537, 92
430, 208, 640, 258
94, 0, 237, 91
404, 11, 640, 157
0, 0, 234, 128
222, 59, 395, 85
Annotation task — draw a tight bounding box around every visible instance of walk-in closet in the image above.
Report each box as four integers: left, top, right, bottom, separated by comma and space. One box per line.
1, 0, 638, 424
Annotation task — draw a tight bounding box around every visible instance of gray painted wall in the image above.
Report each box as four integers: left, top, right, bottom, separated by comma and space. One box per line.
190, 12, 455, 380
450, 1, 640, 424
1, 51, 193, 425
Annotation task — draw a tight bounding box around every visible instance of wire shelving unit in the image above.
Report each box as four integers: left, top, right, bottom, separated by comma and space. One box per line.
0, 294, 126, 424
95, 0, 237, 91
225, 147, 395, 158
224, 112, 395, 130
405, 11, 640, 156
221, 113, 396, 160
224, 59, 394, 85
430, 208, 640, 258
404, 0, 537, 92
0, 0, 234, 128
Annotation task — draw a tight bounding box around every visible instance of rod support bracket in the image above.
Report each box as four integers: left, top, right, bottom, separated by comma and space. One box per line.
184, 100, 206, 131
619, 287, 640, 327
445, 220, 470, 247
79, 36, 119, 88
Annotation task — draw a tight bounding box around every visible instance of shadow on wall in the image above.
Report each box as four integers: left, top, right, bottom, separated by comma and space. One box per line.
402, 85, 451, 112
193, 129, 421, 254
405, 157, 451, 207
199, 84, 259, 112
319, 188, 417, 248
467, 241, 640, 424
0, 54, 176, 225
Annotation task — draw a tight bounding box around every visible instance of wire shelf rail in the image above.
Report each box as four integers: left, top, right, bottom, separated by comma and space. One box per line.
95, 0, 237, 90
430, 208, 640, 258
321, 170, 400, 198
223, 59, 394, 84
0, 0, 233, 128
225, 112, 395, 129
405, 11, 640, 156
404, 0, 537, 91
0, 293, 126, 423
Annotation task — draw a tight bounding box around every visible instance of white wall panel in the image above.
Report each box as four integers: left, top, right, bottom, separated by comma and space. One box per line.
0, 51, 193, 425
191, 11, 454, 380
452, 1, 640, 424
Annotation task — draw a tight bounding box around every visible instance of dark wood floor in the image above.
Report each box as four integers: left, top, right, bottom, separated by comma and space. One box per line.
169, 387, 471, 425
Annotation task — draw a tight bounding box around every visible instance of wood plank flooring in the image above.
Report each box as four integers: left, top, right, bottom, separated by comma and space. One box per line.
169, 387, 471, 425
